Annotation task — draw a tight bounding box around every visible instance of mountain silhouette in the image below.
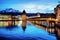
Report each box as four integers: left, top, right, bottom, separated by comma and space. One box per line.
0, 8, 22, 15
0, 8, 20, 13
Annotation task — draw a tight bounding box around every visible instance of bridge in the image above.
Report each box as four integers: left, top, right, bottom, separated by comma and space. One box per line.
21, 4, 60, 40
0, 4, 60, 40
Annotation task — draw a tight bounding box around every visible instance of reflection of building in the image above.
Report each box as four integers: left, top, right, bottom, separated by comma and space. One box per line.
0, 14, 20, 27
0, 15, 8, 27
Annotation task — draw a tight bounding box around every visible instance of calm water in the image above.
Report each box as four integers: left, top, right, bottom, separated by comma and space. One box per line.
0, 23, 57, 40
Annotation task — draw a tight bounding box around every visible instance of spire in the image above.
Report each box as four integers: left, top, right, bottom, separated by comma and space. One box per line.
22, 10, 26, 14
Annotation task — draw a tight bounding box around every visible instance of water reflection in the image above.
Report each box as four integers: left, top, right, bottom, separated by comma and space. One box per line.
0, 23, 57, 40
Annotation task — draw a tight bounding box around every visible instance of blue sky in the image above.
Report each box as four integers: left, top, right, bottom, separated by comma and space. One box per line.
0, 0, 60, 13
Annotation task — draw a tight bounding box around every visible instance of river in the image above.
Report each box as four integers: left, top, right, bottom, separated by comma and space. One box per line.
0, 23, 57, 40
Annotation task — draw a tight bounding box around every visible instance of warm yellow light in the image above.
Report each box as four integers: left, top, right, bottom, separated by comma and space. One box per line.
49, 18, 51, 20
18, 21, 22, 26
56, 19, 58, 21
18, 17, 22, 26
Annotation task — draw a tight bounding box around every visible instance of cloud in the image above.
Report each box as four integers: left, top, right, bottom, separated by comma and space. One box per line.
9, 4, 56, 13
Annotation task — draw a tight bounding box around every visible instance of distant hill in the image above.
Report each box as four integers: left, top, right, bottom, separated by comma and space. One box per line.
0, 8, 22, 15
0, 8, 21, 13
0, 8, 54, 16
0, 8, 37, 16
